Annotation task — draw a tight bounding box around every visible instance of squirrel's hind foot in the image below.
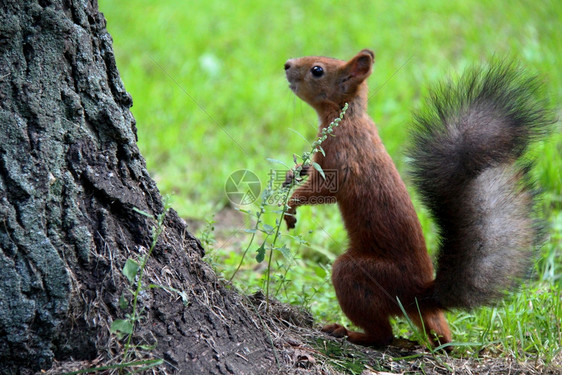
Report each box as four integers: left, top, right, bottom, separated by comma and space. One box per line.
321, 323, 393, 347
321, 323, 349, 338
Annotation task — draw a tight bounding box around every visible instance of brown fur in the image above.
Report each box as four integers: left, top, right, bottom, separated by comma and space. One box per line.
284, 50, 450, 346
283, 51, 552, 347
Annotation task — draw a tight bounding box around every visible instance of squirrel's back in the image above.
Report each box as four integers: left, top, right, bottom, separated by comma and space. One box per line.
408, 62, 554, 308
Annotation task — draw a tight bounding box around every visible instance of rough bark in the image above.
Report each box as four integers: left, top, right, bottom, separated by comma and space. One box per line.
0, 1, 287, 373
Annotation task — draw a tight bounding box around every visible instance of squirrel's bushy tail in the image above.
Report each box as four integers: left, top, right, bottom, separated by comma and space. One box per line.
408, 62, 554, 309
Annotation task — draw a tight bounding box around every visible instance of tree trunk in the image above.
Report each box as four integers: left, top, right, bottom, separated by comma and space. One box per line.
0, 1, 303, 374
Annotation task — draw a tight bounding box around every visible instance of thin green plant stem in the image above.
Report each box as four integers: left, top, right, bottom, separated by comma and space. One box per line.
274, 260, 295, 298
230, 103, 348, 309
265, 185, 293, 310
263, 103, 348, 308
123, 201, 170, 361
229, 174, 274, 282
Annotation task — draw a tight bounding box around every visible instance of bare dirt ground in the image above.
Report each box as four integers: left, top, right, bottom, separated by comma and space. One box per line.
42, 209, 561, 375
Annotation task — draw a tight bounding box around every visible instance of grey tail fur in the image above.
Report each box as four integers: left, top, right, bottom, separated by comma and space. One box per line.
408, 62, 554, 309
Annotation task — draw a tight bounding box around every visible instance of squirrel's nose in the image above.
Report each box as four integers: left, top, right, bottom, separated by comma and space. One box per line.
284, 61, 292, 71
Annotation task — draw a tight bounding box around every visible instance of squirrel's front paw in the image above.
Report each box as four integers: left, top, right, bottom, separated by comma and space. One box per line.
284, 212, 297, 230
283, 170, 296, 188
283, 164, 310, 188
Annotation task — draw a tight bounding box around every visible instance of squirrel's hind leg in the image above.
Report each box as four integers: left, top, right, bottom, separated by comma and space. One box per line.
325, 252, 397, 346
408, 309, 451, 348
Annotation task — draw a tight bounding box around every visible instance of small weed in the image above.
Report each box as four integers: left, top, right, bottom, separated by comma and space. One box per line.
200, 215, 217, 249
68, 198, 172, 375
104, 197, 172, 373
229, 103, 348, 309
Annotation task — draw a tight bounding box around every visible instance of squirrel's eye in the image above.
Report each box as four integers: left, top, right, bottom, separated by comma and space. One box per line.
311, 66, 324, 77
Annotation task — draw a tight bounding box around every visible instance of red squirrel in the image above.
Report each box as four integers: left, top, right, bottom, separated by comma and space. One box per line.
283, 49, 552, 346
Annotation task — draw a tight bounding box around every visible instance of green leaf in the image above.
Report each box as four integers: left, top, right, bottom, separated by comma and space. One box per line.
123, 258, 140, 284
277, 244, 292, 260
138, 343, 158, 351
266, 158, 289, 168
132, 206, 153, 218
119, 295, 129, 310
313, 265, 327, 278
262, 224, 275, 234
312, 162, 326, 180
288, 128, 309, 143
110, 319, 133, 334
256, 242, 266, 263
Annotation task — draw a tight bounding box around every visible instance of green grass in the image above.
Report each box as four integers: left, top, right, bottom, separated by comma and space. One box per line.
100, 0, 562, 365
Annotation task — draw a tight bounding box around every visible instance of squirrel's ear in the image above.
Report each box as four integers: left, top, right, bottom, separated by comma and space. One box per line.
342, 49, 375, 86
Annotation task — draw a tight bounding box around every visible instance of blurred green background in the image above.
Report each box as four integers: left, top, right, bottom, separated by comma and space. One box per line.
99, 0, 560, 219
99, 0, 561, 359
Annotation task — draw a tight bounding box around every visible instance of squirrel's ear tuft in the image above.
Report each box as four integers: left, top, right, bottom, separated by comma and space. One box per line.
344, 49, 374, 84
359, 49, 375, 61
